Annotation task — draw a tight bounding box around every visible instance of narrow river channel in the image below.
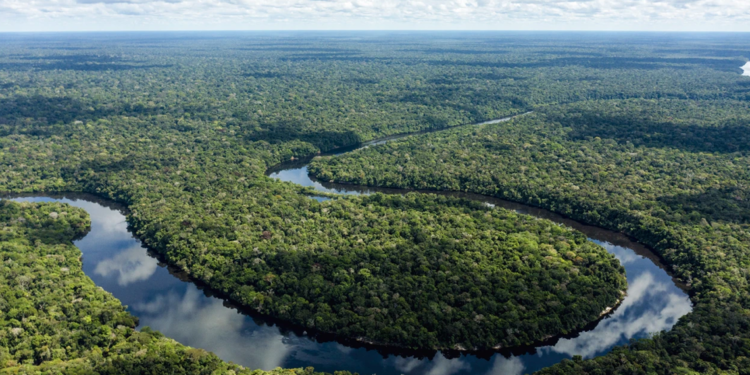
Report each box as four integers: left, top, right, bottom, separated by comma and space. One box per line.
7, 115, 692, 375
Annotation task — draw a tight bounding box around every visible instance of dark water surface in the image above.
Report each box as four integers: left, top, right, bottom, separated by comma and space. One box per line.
6, 115, 691, 374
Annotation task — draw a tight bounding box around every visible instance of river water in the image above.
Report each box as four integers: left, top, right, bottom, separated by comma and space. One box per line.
7, 115, 692, 374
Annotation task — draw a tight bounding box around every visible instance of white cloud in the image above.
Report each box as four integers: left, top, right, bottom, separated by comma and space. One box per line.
0, 0, 749, 31
393, 357, 423, 373
597, 241, 641, 266
540, 272, 692, 359
425, 353, 471, 375
385, 353, 470, 375
133, 287, 294, 370
486, 356, 525, 375
94, 245, 159, 286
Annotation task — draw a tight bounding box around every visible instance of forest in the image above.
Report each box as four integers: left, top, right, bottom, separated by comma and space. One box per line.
0, 31, 749, 373
0, 200, 353, 374
309, 98, 750, 373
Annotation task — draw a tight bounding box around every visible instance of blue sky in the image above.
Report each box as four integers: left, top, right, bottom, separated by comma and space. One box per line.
1, 0, 749, 32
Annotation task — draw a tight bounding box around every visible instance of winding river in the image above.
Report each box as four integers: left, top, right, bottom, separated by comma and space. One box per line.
8, 115, 692, 375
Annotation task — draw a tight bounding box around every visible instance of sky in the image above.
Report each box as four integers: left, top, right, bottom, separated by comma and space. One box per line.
1, 0, 750, 32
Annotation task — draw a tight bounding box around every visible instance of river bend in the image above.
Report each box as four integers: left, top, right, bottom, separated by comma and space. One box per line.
7, 115, 691, 374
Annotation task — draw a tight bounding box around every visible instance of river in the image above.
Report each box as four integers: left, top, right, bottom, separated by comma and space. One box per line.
7, 115, 692, 375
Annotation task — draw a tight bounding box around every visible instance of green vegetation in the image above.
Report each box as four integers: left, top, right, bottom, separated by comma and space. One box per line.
0, 200, 347, 375
0, 124, 626, 351
1, 32, 749, 373
0, 34, 630, 353
310, 98, 750, 373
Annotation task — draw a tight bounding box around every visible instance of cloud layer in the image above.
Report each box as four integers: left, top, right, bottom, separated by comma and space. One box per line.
2, 0, 750, 31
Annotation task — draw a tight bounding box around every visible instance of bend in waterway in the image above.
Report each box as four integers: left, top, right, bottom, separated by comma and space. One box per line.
4, 114, 691, 374
264, 114, 692, 372
8, 188, 691, 375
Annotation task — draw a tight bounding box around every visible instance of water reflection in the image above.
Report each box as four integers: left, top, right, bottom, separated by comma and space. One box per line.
269, 113, 530, 188
95, 245, 158, 286
5, 193, 691, 375
541, 257, 691, 359
269, 167, 371, 196
487, 356, 525, 375
133, 288, 294, 370
387, 354, 471, 375
425, 355, 470, 375
265, 159, 691, 373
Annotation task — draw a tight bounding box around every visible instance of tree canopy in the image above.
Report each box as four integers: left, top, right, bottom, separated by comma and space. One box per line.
2, 31, 750, 373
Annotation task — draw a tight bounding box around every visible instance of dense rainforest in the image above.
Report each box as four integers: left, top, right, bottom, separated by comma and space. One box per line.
0, 200, 349, 375
0, 31, 749, 373
310, 98, 750, 373
0, 33, 629, 353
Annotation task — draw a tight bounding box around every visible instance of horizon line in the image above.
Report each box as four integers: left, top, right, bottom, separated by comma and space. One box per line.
2, 29, 750, 34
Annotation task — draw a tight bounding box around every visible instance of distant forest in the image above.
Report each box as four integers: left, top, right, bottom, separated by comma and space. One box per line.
1, 32, 750, 374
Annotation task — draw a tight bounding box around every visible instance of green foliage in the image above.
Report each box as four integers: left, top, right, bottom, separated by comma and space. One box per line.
0, 35, 632, 352
310, 98, 750, 373
0, 201, 350, 375
139, 192, 626, 350
2, 33, 750, 373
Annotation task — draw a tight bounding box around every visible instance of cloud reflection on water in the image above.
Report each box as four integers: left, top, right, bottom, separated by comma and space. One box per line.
94, 245, 158, 286
542, 271, 691, 359
10, 196, 692, 375
393, 357, 423, 373
425, 354, 471, 375
605, 243, 640, 265
389, 353, 471, 375
269, 167, 365, 196
132, 287, 294, 371
486, 356, 525, 375
66, 199, 129, 236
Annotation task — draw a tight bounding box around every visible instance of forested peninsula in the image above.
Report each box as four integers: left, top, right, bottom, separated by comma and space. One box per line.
1, 32, 750, 373
0, 67, 628, 351
309, 99, 750, 373
0, 200, 347, 375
